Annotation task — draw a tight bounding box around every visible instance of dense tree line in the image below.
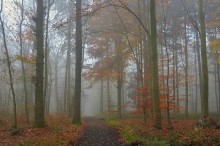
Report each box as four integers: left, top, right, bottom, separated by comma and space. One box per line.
0, 0, 220, 130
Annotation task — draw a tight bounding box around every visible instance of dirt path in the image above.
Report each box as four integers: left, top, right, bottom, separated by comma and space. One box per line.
69, 118, 124, 146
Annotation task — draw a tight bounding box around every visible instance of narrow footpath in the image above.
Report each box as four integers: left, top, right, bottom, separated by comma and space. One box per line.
69, 118, 124, 146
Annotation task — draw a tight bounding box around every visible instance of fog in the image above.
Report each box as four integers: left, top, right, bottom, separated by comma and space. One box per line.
0, 0, 220, 127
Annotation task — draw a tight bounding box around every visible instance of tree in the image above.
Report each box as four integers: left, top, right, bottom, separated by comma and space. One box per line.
198, 0, 209, 116
210, 37, 220, 112
150, 0, 162, 129
18, 0, 30, 124
64, 0, 74, 116
180, 0, 209, 117
159, 0, 173, 129
44, 0, 53, 116
115, 39, 125, 118
100, 78, 104, 113
73, 0, 82, 125
0, 0, 17, 128
34, 0, 46, 127
183, 16, 189, 119
92, 0, 162, 126
195, 29, 202, 113
113, 1, 150, 122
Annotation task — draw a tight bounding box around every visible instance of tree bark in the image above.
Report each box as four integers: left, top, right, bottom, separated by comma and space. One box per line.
175, 46, 180, 113
143, 0, 151, 121
34, 0, 46, 127
150, 0, 162, 129
45, 69, 52, 115
0, 0, 17, 128
55, 63, 59, 112
214, 63, 219, 112
184, 16, 189, 119
100, 78, 104, 113
194, 42, 198, 113
19, 0, 29, 123
64, 0, 73, 116
44, 0, 51, 116
198, 0, 209, 116
116, 40, 123, 119
72, 0, 82, 125
195, 30, 202, 113
161, 0, 172, 128
107, 76, 111, 113
217, 62, 220, 112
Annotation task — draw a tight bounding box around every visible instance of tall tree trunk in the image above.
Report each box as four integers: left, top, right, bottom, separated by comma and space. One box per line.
198, 0, 209, 116
44, 0, 51, 116
66, 23, 72, 116
165, 37, 172, 129
117, 68, 122, 119
64, 0, 73, 116
137, 0, 147, 123
143, 0, 151, 120
67, 55, 71, 116
0, 0, 17, 128
175, 46, 180, 113
107, 77, 111, 113
195, 30, 202, 113
116, 41, 123, 118
161, 0, 172, 129
184, 17, 189, 119
122, 82, 125, 114
45, 69, 52, 115
106, 48, 111, 113
19, 0, 29, 123
172, 39, 177, 113
150, 0, 162, 129
72, 0, 82, 125
172, 23, 179, 113
217, 62, 220, 112
64, 65, 68, 113
214, 63, 219, 112
34, 0, 46, 127
55, 63, 59, 112
160, 43, 165, 116
194, 44, 198, 113
100, 78, 104, 113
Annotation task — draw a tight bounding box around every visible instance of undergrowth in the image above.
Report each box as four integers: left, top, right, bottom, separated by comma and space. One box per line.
107, 119, 220, 146
0, 114, 84, 146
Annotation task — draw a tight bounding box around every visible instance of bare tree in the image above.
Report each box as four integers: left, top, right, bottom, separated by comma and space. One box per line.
18, 0, 30, 124
0, 0, 17, 128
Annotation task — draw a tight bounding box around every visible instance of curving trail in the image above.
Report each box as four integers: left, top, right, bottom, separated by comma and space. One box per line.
69, 117, 124, 146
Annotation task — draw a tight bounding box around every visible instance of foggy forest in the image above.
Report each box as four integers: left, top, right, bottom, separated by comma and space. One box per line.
1, 0, 220, 145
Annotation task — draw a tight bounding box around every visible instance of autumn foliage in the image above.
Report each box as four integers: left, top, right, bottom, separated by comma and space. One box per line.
108, 118, 220, 146
0, 114, 84, 145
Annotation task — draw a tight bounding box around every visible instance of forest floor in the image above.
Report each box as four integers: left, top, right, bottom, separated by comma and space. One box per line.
69, 117, 124, 146
1, 114, 220, 146
107, 117, 220, 146
0, 114, 84, 146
